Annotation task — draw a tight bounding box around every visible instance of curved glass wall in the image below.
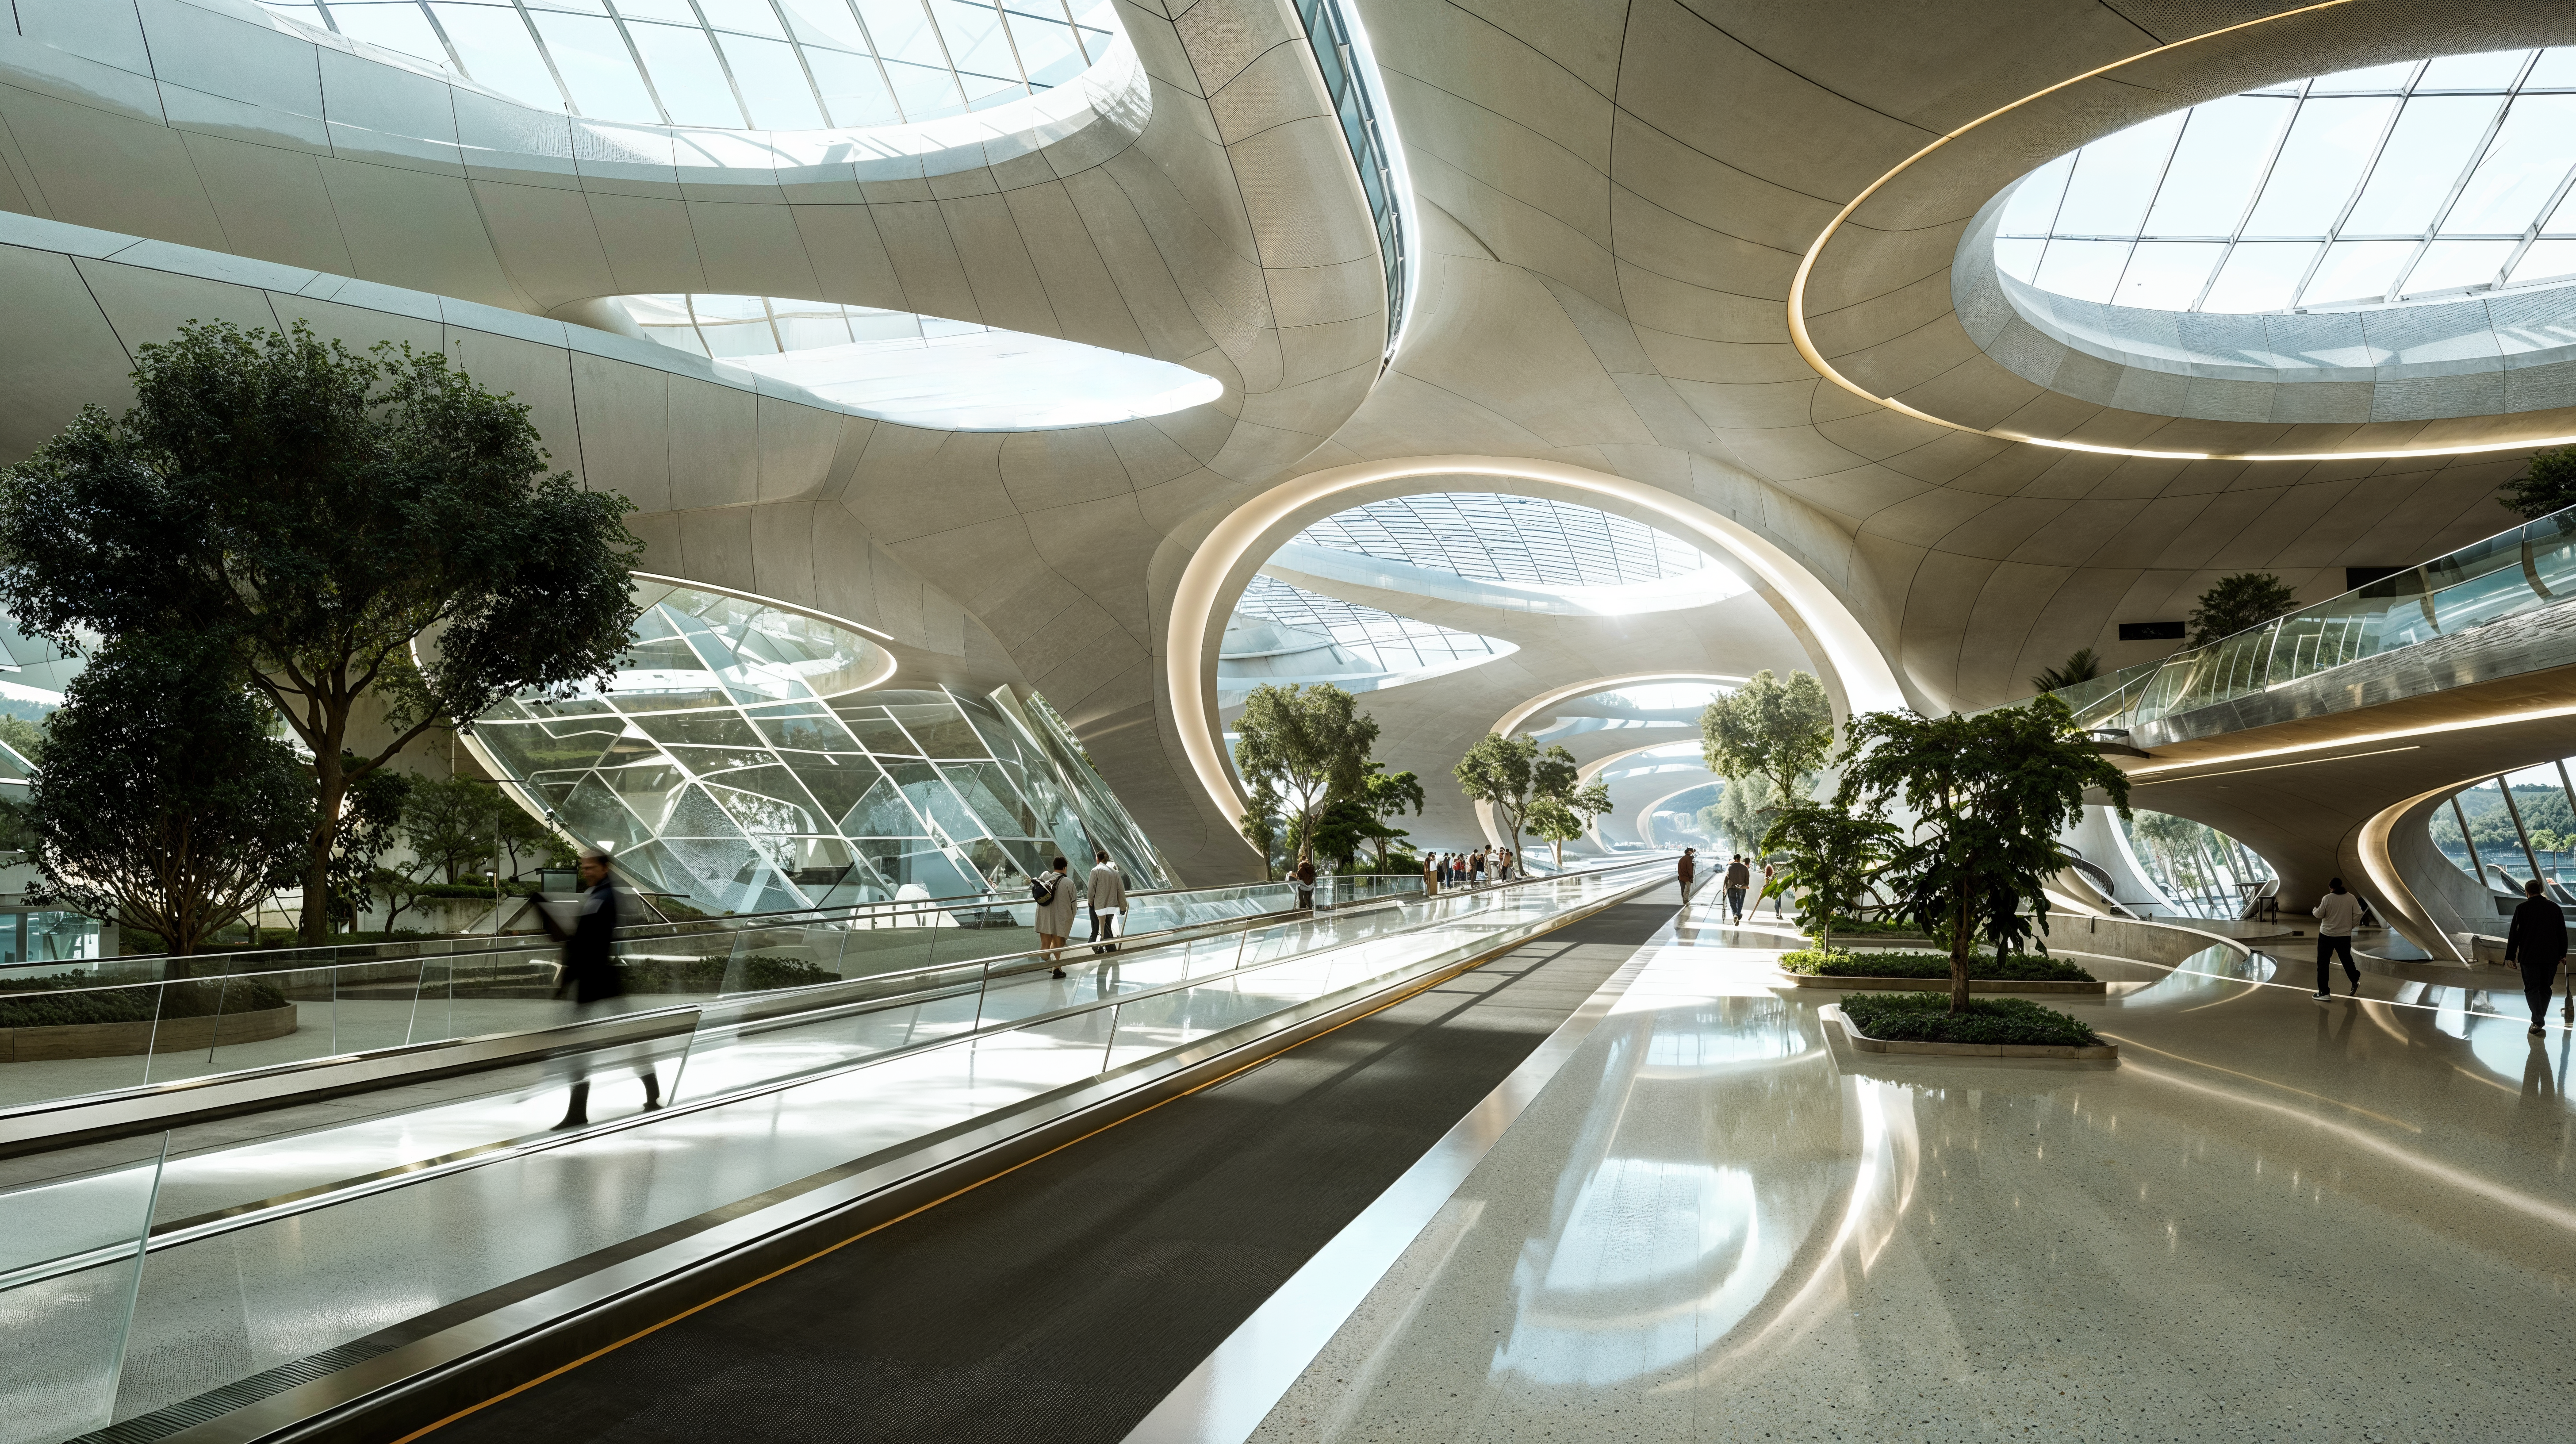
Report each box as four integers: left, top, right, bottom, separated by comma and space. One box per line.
2119, 809, 2277, 919
467, 580, 1172, 914
255, 0, 1120, 128
2430, 763, 2576, 902
1998, 48, 2576, 313
613, 292, 1222, 430
1275, 493, 1743, 616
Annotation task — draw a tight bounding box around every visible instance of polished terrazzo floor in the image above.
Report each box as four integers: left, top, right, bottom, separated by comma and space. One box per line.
1251, 897, 2576, 1441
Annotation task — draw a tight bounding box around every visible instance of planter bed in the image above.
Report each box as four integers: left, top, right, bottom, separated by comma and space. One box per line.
1826, 993, 2116, 1061
0, 1003, 298, 1062
1779, 948, 2099, 993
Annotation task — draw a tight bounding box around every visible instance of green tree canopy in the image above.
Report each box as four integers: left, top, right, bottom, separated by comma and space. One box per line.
1836, 695, 2132, 1011
1238, 781, 1284, 881
1232, 683, 1379, 867
23, 635, 309, 956
1759, 799, 1899, 953
1699, 670, 1834, 819
2186, 572, 2299, 648
2499, 445, 2576, 519
1453, 733, 1579, 858
1527, 777, 1613, 868
1710, 774, 1776, 855
0, 321, 643, 941
1358, 763, 1426, 872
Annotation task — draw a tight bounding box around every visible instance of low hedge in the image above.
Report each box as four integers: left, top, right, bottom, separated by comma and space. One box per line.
0, 975, 291, 1029
616, 953, 836, 995
1781, 948, 2094, 983
1840, 992, 2098, 1048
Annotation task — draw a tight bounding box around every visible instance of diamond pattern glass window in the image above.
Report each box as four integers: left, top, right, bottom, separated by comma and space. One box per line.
1232, 576, 1507, 675
465, 580, 1172, 915
257, 0, 1121, 127
615, 292, 1222, 430
1996, 48, 2576, 312
1292, 495, 1716, 589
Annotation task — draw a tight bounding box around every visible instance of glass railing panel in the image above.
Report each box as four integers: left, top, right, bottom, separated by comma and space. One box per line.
2529, 515, 2576, 595
0, 1130, 166, 1444
2431, 559, 2544, 633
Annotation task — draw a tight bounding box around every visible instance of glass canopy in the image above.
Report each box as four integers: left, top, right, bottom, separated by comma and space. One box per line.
1997, 47, 2576, 313
254, 0, 1119, 129
467, 579, 1172, 914
1272, 494, 1746, 616
616, 293, 1223, 430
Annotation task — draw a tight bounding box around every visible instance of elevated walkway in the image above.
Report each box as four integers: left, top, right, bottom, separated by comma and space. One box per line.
0, 861, 1662, 1444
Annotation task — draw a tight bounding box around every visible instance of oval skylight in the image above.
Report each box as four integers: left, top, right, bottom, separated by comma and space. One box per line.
1995, 47, 2576, 314
254, 0, 1119, 128
1269, 494, 1748, 617
613, 293, 1223, 430
1219, 576, 1514, 704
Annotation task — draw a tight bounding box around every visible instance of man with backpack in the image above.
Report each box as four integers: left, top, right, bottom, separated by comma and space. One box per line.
1033, 856, 1078, 977
1087, 849, 1127, 954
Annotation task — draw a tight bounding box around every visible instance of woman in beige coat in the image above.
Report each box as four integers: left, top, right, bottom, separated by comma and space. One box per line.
1034, 855, 1079, 976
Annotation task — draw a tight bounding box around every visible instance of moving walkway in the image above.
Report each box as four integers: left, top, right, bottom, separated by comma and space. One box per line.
0, 859, 1664, 1444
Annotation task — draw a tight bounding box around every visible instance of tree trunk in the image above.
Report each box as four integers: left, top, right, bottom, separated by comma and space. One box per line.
1949, 894, 1972, 1014
300, 741, 347, 945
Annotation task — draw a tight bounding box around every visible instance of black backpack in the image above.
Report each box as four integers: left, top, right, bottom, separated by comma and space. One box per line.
1030, 873, 1058, 906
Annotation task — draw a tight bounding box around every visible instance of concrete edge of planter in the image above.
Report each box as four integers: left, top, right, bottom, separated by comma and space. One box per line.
1778, 972, 2105, 995
1819, 1005, 2118, 1062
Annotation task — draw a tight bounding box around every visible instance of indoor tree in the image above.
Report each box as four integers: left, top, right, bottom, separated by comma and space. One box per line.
1453, 733, 1579, 861
1699, 670, 1834, 825
1232, 683, 1379, 867
1836, 694, 2132, 1011
20, 634, 310, 957
1758, 799, 1899, 954
1238, 782, 1284, 881
2500, 445, 2576, 519
0, 321, 642, 942
1527, 778, 1613, 869
2029, 648, 2102, 693
2186, 573, 2299, 647
1359, 763, 1426, 872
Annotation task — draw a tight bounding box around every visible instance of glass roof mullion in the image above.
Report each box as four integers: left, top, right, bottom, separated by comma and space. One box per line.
765, 0, 843, 126
903, 0, 972, 117
682, 1, 758, 129
1053, 0, 1094, 63
2280, 67, 2421, 310
2381, 91, 2523, 302
506, 2, 583, 115
2499, 157, 2576, 285
603, 3, 680, 125
836, 0, 915, 125
2108, 113, 2192, 305
407, 2, 477, 85
2190, 81, 2309, 312
981, 0, 1034, 91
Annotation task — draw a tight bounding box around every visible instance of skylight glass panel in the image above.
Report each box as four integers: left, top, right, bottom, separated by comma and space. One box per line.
2051, 111, 2180, 235
1997, 48, 2576, 313
2138, 96, 2290, 235
1232, 577, 1504, 674
2201, 242, 2316, 312
257, 0, 1119, 129
2112, 242, 2224, 309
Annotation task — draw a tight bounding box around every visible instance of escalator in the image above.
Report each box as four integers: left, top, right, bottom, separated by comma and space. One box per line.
0, 862, 1669, 1444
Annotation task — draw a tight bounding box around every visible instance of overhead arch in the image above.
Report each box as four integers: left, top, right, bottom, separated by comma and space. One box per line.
1166, 456, 1907, 829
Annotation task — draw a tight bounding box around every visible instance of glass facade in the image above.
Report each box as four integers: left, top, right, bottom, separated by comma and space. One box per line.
1288, 0, 1407, 351
466, 579, 1172, 915
2430, 763, 2576, 902
615, 293, 1223, 430
2120, 809, 2277, 919
254, 0, 1121, 128
1998, 47, 2576, 312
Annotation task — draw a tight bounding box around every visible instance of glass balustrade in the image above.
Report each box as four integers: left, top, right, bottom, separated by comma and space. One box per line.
2021, 505, 2576, 734
0, 861, 1653, 1442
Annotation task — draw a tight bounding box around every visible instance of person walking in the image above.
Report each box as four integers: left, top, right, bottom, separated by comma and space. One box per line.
1033, 855, 1078, 977
1292, 859, 1318, 910
1423, 849, 1440, 896
1725, 854, 1752, 923
2310, 878, 2365, 999
1086, 849, 1127, 954
2505, 879, 2568, 1036
537, 847, 660, 1130
1760, 858, 1782, 918
1678, 847, 1698, 899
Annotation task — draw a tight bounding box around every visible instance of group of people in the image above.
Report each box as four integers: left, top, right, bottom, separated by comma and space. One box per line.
1423, 847, 1514, 892
1676, 848, 1783, 924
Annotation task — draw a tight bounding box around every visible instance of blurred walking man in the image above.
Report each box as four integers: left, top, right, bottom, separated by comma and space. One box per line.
2506, 879, 2568, 1036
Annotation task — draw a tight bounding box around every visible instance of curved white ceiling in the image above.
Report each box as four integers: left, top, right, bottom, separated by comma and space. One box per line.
255, 0, 1118, 129
612, 292, 1223, 430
